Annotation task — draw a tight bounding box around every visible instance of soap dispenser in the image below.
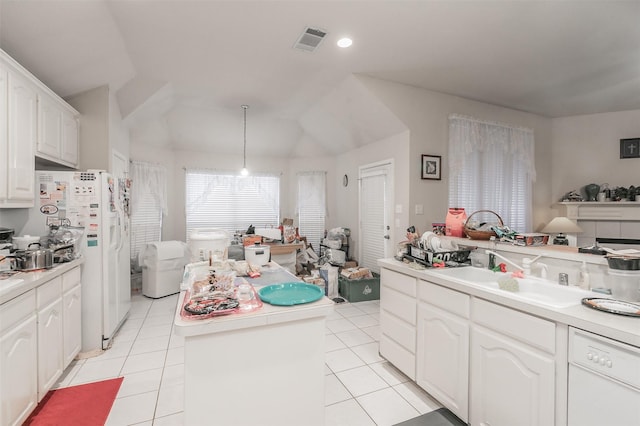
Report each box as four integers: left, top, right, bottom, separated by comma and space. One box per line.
578, 262, 590, 290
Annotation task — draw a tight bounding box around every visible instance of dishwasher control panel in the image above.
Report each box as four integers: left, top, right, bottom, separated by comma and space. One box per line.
569, 328, 640, 389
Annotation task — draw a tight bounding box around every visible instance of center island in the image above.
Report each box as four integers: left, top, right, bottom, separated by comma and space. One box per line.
173, 262, 334, 426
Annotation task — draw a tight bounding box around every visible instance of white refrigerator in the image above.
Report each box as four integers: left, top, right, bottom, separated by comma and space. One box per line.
23, 170, 131, 354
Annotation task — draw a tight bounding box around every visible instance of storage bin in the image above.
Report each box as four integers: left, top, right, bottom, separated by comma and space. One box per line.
141, 241, 190, 298
338, 272, 380, 302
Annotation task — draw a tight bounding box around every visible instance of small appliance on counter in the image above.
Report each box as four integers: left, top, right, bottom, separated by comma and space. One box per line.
188, 228, 230, 263
244, 242, 271, 266
0, 227, 14, 271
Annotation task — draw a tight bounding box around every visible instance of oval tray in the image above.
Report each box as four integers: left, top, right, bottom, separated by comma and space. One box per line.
258, 282, 324, 306
581, 298, 640, 317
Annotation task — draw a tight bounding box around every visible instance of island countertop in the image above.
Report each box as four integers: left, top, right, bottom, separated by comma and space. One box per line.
174, 262, 334, 426
173, 262, 334, 336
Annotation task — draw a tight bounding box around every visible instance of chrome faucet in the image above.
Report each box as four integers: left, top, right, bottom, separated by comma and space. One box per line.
485, 250, 547, 276
485, 250, 524, 272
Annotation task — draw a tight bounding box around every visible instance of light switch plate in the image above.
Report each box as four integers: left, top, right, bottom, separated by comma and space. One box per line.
415, 204, 424, 215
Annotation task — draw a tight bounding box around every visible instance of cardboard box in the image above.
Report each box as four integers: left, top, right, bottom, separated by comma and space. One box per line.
514, 233, 549, 246
243, 235, 263, 246
340, 267, 372, 280
338, 273, 380, 302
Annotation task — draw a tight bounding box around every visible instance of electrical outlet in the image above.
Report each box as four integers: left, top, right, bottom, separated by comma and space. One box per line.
415, 204, 424, 215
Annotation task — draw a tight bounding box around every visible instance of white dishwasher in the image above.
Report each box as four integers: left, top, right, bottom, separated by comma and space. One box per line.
568, 327, 640, 426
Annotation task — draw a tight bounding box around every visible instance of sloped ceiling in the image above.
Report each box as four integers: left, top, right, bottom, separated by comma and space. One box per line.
1, 1, 639, 158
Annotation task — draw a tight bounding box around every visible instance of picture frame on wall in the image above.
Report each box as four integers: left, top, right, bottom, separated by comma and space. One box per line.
620, 138, 640, 159
421, 155, 441, 180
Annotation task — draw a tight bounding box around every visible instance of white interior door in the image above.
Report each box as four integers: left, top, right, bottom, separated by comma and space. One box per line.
359, 160, 393, 273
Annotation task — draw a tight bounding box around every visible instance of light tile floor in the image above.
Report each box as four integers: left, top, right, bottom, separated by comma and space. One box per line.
53, 294, 442, 425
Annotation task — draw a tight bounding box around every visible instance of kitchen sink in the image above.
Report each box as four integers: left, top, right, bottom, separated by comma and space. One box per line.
429, 266, 602, 308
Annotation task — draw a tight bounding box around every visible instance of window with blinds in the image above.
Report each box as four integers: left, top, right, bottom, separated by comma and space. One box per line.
185, 170, 280, 238
448, 115, 535, 232
297, 172, 326, 253
130, 193, 163, 266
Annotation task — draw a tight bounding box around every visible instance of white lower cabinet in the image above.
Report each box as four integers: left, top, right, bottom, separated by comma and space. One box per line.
380, 268, 417, 379
0, 265, 82, 424
380, 267, 559, 426
63, 285, 82, 365
470, 299, 556, 426
417, 280, 469, 422
62, 267, 82, 365
470, 327, 555, 426
37, 277, 64, 401
0, 291, 38, 426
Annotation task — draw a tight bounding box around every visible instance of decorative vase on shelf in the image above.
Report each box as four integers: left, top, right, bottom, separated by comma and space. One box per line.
584, 183, 600, 202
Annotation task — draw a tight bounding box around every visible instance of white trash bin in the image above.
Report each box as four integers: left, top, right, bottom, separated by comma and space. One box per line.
141, 241, 190, 298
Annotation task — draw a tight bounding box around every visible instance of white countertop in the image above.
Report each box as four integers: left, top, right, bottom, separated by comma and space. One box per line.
173, 263, 335, 337
0, 258, 85, 305
379, 258, 639, 347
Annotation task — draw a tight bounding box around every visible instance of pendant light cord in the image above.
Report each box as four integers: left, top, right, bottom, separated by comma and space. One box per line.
242, 105, 248, 169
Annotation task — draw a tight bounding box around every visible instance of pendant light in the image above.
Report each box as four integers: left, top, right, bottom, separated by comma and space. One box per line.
240, 105, 249, 176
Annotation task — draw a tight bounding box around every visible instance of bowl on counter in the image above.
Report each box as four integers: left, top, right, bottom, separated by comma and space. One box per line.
606, 256, 640, 271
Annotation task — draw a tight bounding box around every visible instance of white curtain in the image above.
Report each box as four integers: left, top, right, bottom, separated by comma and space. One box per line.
448, 114, 536, 232
130, 161, 168, 216
129, 161, 167, 267
296, 171, 327, 252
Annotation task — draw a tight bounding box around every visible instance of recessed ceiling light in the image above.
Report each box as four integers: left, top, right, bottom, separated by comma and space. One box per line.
337, 37, 353, 48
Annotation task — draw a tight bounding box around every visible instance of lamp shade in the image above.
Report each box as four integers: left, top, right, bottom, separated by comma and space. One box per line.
541, 217, 583, 234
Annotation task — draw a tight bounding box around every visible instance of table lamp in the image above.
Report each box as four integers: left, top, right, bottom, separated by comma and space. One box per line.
541, 217, 583, 245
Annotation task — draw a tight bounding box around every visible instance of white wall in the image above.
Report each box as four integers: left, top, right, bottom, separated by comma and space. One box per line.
550, 109, 640, 204
130, 131, 409, 256
129, 145, 293, 242
334, 131, 411, 260
357, 76, 554, 233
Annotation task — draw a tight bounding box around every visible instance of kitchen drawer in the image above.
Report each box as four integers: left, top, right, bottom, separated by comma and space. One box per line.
381, 268, 416, 297
62, 266, 81, 292
380, 310, 416, 353
0, 289, 36, 333
37, 277, 62, 309
380, 334, 416, 380
473, 298, 556, 354
418, 280, 470, 318
381, 285, 416, 325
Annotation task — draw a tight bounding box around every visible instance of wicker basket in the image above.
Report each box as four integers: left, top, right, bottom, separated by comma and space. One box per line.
464, 210, 504, 240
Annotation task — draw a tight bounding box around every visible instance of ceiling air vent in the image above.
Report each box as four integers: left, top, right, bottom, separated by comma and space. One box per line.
293, 27, 327, 52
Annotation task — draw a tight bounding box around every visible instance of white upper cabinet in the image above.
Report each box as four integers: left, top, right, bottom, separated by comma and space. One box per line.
61, 111, 79, 165
0, 50, 79, 196
37, 94, 63, 158
36, 92, 79, 168
2, 64, 37, 207
0, 66, 8, 203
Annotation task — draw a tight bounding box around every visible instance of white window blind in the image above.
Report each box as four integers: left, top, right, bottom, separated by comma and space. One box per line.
185, 170, 280, 238
130, 161, 166, 268
297, 171, 326, 253
448, 114, 536, 232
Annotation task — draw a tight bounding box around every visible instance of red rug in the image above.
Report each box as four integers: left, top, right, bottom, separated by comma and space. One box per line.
24, 377, 123, 426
